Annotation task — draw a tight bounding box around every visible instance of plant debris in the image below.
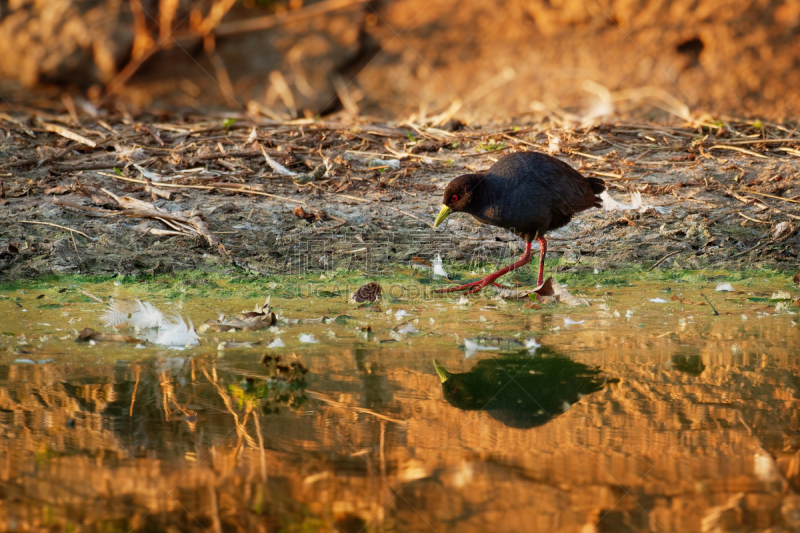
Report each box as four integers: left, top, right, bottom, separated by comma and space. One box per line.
293, 205, 327, 222
261, 353, 309, 382
205, 296, 276, 332
351, 282, 382, 303
1, 111, 799, 281
76, 327, 143, 344
521, 277, 589, 306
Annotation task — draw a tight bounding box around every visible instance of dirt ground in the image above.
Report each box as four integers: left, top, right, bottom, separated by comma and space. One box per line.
2, 0, 800, 120
1, 108, 799, 283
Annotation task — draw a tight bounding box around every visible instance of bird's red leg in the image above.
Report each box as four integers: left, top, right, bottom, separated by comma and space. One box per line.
435, 242, 532, 294
536, 236, 547, 287
434, 280, 508, 293
464, 242, 532, 294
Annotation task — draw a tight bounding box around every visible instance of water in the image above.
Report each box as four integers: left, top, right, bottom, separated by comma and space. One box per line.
1, 275, 799, 532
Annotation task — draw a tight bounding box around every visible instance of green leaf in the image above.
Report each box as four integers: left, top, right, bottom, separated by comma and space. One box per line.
113, 167, 122, 176
222, 118, 237, 130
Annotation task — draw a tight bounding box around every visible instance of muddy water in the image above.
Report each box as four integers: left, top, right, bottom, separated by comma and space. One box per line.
1, 273, 799, 532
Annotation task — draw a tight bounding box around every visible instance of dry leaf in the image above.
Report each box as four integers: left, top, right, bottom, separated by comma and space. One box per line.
493, 287, 537, 299
534, 277, 555, 297
76, 327, 143, 344
531, 277, 589, 306
773, 221, 794, 240
205, 313, 275, 332
204, 295, 276, 332
351, 282, 382, 303
293, 205, 327, 221
45, 185, 71, 195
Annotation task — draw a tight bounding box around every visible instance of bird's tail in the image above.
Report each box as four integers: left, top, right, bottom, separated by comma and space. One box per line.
588, 177, 606, 208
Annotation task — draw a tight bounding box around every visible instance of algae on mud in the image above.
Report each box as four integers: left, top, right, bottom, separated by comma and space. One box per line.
1, 269, 800, 531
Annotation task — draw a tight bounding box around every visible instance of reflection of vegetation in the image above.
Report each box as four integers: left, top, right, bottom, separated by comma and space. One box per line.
229, 354, 309, 415
434, 349, 610, 429
243, 0, 283, 8
671, 354, 706, 375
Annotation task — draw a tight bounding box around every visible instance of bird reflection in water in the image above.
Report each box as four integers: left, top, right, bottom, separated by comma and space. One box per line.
433, 348, 613, 429
670, 354, 706, 375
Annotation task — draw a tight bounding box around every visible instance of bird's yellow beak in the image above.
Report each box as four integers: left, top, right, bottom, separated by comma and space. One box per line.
433, 359, 451, 383
433, 205, 452, 228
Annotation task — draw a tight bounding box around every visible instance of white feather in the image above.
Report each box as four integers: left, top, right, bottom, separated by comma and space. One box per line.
600, 191, 666, 214
601, 191, 635, 211
547, 134, 561, 155
102, 298, 163, 329
101, 307, 128, 327
131, 300, 164, 329
463, 338, 499, 359
525, 338, 541, 354
154, 315, 199, 347
263, 152, 296, 176
432, 254, 449, 278
102, 298, 197, 347
268, 338, 285, 348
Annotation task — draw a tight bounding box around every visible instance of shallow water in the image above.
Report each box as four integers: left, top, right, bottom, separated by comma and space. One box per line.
1, 272, 800, 532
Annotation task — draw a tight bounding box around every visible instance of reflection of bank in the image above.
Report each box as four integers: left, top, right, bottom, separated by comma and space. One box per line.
434, 348, 611, 429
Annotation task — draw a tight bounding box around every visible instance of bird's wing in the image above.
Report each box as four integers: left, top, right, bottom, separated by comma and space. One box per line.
525, 157, 596, 215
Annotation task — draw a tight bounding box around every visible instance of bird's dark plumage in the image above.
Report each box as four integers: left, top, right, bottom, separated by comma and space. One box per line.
441, 151, 605, 242
434, 151, 604, 293
433, 349, 608, 429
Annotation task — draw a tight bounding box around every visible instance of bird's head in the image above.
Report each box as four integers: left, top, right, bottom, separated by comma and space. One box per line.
434, 173, 484, 228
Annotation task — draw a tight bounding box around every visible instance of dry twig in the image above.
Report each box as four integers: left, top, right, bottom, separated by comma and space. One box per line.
20, 220, 94, 240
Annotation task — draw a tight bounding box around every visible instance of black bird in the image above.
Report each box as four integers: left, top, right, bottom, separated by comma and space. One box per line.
433, 151, 605, 293
433, 352, 608, 429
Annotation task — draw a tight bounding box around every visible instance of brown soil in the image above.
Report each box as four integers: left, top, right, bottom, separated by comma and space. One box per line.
2, 0, 800, 120
1, 109, 799, 281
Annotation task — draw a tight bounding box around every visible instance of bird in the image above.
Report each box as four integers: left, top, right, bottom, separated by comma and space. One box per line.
432, 351, 608, 429
433, 151, 605, 294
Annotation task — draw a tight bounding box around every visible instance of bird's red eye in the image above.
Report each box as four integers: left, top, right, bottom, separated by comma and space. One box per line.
450, 194, 459, 203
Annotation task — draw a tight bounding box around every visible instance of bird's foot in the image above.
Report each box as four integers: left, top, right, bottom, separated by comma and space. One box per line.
433, 279, 507, 294
463, 277, 506, 295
